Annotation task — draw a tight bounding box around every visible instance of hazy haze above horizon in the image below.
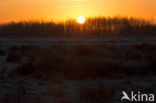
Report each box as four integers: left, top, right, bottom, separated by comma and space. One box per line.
0, 0, 156, 23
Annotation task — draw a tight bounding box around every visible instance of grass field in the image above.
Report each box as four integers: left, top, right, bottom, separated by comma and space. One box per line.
0, 37, 156, 103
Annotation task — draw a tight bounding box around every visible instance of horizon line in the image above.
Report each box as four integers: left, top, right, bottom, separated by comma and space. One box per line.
0, 16, 156, 25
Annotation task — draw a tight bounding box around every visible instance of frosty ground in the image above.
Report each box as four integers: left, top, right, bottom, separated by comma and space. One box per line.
0, 37, 156, 103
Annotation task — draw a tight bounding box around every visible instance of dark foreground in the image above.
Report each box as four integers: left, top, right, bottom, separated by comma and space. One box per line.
0, 38, 156, 103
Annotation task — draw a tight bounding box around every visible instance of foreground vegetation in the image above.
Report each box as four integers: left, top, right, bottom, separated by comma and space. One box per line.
0, 43, 155, 79
0, 41, 156, 103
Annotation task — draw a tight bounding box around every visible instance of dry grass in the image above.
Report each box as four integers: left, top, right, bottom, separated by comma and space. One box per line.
9, 43, 156, 79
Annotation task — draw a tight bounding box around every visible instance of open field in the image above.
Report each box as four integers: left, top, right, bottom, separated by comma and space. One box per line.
1, 37, 156, 47
0, 37, 156, 103
1, 0, 156, 102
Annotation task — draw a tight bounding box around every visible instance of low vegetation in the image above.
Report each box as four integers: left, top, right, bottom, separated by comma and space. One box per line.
5, 43, 155, 80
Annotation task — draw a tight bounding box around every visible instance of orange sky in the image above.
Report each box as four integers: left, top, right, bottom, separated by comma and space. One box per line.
0, 0, 156, 23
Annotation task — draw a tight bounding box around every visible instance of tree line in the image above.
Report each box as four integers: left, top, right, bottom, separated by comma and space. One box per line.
0, 17, 156, 38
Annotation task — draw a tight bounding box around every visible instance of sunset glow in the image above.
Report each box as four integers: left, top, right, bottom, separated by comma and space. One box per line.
77, 16, 85, 24
0, 0, 156, 23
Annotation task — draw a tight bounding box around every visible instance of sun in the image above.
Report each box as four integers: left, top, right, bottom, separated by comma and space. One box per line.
77, 16, 85, 24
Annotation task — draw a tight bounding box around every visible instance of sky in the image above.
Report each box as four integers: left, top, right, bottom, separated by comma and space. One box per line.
0, 0, 156, 23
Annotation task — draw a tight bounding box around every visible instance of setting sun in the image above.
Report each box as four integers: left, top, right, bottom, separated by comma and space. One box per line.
77, 16, 85, 24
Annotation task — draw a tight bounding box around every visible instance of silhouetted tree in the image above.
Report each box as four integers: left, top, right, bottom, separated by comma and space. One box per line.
0, 17, 155, 38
